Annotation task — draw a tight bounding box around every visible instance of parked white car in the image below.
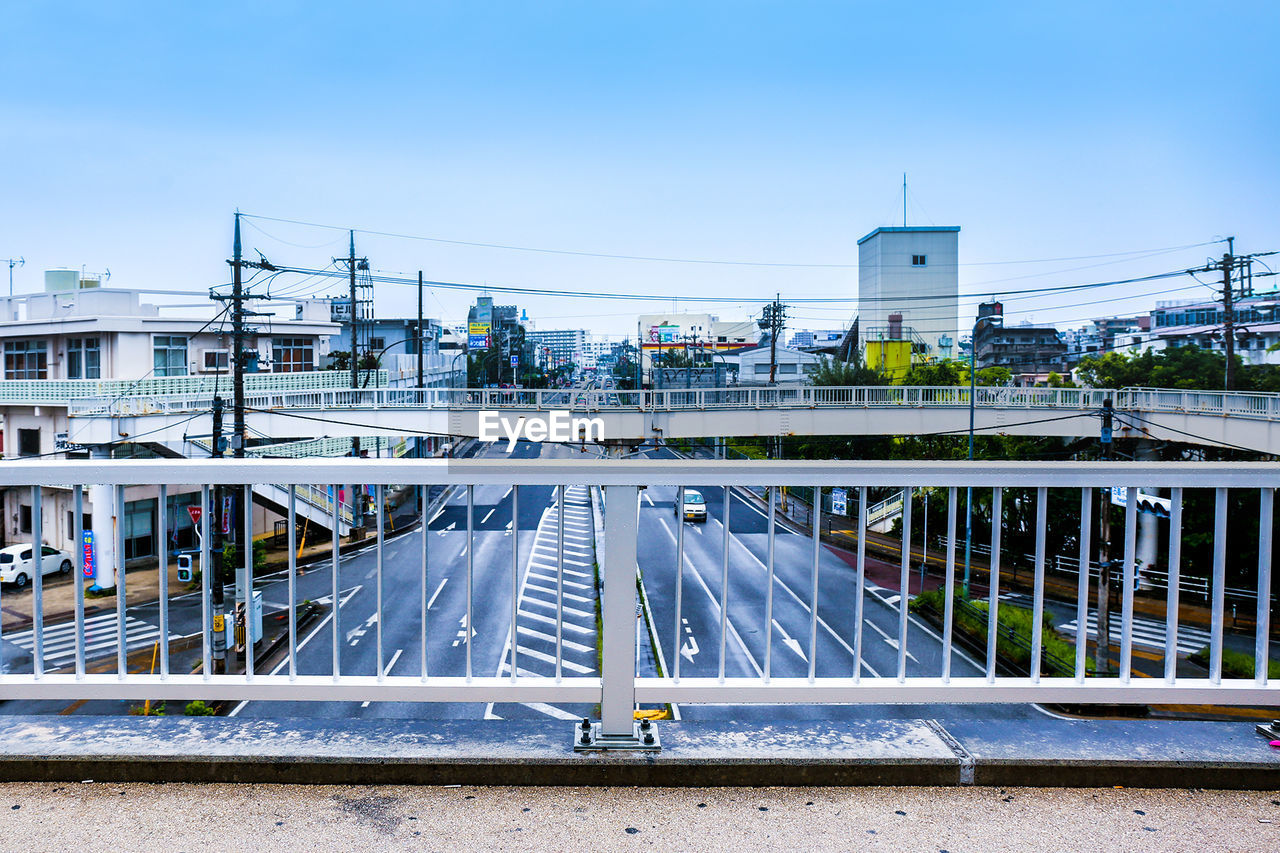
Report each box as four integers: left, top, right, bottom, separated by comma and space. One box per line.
0, 544, 74, 589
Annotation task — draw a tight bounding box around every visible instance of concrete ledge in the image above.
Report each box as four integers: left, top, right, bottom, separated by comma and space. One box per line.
0, 716, 1276, 787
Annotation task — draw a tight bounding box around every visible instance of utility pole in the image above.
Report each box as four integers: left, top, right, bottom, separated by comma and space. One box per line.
1095, 397, 1114, 675
417, 270, 425, 390
764, 294, 787, 384
210, 394, 225, 671
1223, 237, 1235, 391
346, 230, 367, 538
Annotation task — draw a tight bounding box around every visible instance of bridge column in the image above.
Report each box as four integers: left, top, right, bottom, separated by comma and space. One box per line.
87, 446, 118, 591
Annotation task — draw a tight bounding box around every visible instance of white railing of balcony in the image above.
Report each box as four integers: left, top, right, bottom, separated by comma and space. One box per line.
0, 458, 1276, 743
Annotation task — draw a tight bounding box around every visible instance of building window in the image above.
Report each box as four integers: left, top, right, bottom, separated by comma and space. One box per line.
19, 505, 31, 534
4, 340, 48, 379
18, 428, 40, 457
67, 511, 92, 533
123, 499, 155, 560
153, 336, 188, 377
272, 338, 315, 373
912, 255, 927, 266
203, 349, 229, 372
67, 337, 101, 379
369, 337, 386, 352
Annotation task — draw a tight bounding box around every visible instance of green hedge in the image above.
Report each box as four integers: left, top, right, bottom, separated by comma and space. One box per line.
1189, 645, 1280, 680
911, 587, 1091, 677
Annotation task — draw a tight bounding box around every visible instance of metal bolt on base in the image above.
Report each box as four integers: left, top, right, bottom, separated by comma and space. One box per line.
1255, 719, 1280, 741
572, 717, 661, 752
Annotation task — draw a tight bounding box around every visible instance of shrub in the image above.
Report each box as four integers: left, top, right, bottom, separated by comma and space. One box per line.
1188, 646, 1280, 680
184, 700, 217, 716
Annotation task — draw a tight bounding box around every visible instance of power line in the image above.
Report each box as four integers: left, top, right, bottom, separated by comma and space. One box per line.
239, 212, 1222, 270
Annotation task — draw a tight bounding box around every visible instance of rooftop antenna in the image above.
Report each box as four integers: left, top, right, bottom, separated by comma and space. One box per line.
4, 257, 23, 296
903, 173, 907, 227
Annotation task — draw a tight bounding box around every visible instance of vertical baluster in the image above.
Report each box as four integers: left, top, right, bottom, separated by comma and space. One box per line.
510, 485, 519, 684
1075, 488, 1092, 683
942, 487, 957, 682
200, 485, 211, 681
853, 487, 867, 681
1030, 486, 1047, 682
421, 482, 429, 681
331, 485, 340, 681
897, 487, 911, 682
986, 488, 1002, 683
74, 486, 86, 679
719, 485, 730, 682
674, 486, 685, 682
287, 486, 297, 680
1163, 488, 1183, 683
808, 486, 821, 683
243, 484, 254, 679
376, 484, 384, 680
764, 486, 774, 683
1257, 488, 1273, 685
466, 484, 474, 681
31, 486, 43, 678
1119, 486, 1138, 683
158, 485, 169, 679
116, 483, 127, 678
556, 485, 564, 681
1210, 488, 1228, 683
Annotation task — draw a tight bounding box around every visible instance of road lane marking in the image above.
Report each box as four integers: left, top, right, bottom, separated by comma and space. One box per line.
426, 578, 448, 610
481, 508, 496, 524
362, 647, 404, 707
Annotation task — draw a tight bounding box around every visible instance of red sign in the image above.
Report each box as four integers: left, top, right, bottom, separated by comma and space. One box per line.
188, 506, 202, 525
221, 494, 233, 535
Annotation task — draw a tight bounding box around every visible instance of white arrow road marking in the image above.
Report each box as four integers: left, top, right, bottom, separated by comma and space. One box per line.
426, 578, 448, 610
452, 613, 477, 647
362, 647, 404, 707
680, 634, 700, 663
862, 614, 918, 662
772, 618, 808, 663
346, 611, 379, 645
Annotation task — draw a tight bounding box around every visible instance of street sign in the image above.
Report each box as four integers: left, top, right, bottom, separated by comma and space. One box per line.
220, 494, 233, 535
831, 488, 848, 516
82, 529, 95, 579
510, 355, 518, 367
188, 505, 202, 525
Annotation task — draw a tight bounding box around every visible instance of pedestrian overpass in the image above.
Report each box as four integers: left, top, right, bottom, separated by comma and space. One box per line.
63, 385, 1280, 454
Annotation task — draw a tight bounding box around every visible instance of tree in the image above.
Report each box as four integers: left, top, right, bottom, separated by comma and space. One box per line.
805, 354, 887, 386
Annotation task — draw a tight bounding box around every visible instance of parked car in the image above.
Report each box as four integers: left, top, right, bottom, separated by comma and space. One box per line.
0, 544, 74, 589
676, 489, 707, 522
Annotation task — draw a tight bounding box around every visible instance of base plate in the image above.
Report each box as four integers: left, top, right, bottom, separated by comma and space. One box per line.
572, 720, 661, 752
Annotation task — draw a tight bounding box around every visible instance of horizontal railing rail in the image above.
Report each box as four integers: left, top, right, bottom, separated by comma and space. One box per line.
63, 384, 1280, 425
0, 459, 1276, 741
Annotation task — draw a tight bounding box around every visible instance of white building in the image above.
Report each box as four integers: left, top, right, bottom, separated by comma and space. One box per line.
527, 328, 588, 369
0, 273, 342, 589
857, 226, 960, 356
724, 345, 822, 384
637, 313, 757, 376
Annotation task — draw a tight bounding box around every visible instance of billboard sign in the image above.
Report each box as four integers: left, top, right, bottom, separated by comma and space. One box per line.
82, 529, 95, 579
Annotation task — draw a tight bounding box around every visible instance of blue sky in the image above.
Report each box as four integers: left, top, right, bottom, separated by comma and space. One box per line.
2, 1, 1276, 338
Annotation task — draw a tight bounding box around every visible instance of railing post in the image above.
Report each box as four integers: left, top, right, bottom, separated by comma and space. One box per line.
600, 484, 639, 738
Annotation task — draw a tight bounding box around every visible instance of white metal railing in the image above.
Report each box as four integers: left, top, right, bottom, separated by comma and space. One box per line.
18, 370, 387, 410
63, 384, 1280, 424
0, 458, 1276, 741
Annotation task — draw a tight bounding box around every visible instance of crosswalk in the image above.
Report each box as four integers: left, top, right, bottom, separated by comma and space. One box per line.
2, 611, 182, 670
1000, 591, 1211, 655
490, 486, 599, 720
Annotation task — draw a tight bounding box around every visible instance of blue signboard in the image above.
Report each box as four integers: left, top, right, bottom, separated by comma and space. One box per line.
82, 529, 95, 578
468, 334, 489, 349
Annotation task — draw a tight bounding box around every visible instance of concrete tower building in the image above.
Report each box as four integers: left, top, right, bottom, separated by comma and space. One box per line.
857, 226, 960, 354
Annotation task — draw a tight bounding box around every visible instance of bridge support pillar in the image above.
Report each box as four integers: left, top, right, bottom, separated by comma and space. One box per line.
87, 446, 118, 591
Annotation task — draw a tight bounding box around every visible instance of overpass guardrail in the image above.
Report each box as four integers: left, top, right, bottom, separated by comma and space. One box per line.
0, 458, 1275, 746
63, 384, 1280, 421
